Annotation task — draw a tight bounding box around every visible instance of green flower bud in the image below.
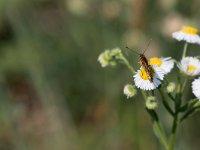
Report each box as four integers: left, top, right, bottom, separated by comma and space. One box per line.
98, 50, 112, 67
123, 84, 137, 99
146, 96, 158, 110
98, 48, 123, 67
166, 82, 176, 93
110, 48, 123, 59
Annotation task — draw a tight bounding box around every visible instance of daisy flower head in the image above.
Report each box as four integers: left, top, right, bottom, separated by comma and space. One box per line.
149, 57, 174, 75
134, 66, 165, 91
172, 26, 200, 44
192, 77, 200, 100
178, 57, 200, 76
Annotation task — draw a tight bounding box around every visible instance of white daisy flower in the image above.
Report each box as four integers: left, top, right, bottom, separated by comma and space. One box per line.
192, 77, 200, 100
134, 66, 165, 91
178, 57, 200, 76
172, 26, 200, 44
149, 57, 174, 74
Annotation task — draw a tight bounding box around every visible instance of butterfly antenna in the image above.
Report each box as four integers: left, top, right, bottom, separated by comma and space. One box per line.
125, 46, 140, 55
142, 39, 152, 54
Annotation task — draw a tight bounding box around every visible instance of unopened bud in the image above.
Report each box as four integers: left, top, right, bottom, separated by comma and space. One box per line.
123, 84, 137, 99
166, 82, 176, 93
146, 96, 157, 109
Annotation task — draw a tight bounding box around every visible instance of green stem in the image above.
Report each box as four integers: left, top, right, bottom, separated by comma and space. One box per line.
158, 89, 174, 116
179, 98, 198, 112
141, 90, 147, 99
180, 106, 200, 122
153, 121, 169, 150
146, 108, 168, 150
121, 56, 135, 74
182, 42, 188, 58
168, 74, 182, 150
168, 114, 178, 150
168, 93, 175, 102
175, 75, 182, 108
181, 77, 188, 93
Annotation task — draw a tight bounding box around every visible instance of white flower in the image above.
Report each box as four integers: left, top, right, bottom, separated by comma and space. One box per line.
192, 77, 200, 100
123, 84, 137, 99
178, 57, 200, 76
149, 57, 174, 75
172, 26, 200, 44
134, 66, 165, 91
146, 96, 158, 109
166, 82, 176, 93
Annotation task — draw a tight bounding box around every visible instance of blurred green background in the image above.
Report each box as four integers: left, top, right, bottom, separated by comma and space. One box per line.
0, 0, 200, 150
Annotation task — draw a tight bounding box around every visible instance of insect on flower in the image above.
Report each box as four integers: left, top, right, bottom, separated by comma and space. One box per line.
126, 39, 154, 82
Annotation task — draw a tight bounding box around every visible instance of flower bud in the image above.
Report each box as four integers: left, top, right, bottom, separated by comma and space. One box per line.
110, 48, 122, 59
123, 84, 137, 99
146, 96, 157, 109
166, 82, 176, 93
98, 48, 123, 67
98, 50, 112, 67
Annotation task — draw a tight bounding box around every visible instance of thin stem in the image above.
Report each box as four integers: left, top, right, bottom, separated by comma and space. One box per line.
182, 42, 188, 58
158, 89, 174, 116
153, 121, 169, 150
168, 114, 178, 150
146, 108, 168, 150
175, 75, 182, 108
141, 90, 147, 99
168, 93, 175, 102
181, 77, 188, 93
180, 106, 200, 122
121, 56, 135, 74
179, 98, 198, 112
168, 74, 182, 150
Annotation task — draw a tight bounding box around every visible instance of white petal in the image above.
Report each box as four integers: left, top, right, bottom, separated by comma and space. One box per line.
178, 57, 200, 76
172, 31, 200, 44
133, 66, 164, 91
160, 57, 174, 74
192, 77, 200, 99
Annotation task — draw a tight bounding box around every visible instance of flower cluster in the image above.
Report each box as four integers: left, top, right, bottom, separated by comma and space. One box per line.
98, 25, 200, 100
98, 25, 200, 150
98, 48, 123, 67
172, 26, 200, 100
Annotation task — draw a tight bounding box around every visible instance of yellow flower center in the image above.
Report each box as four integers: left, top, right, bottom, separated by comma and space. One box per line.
139, 67, 154, 80
149, 57, 162, 67
187, 64, 196, 72
181, 26, 198, 34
